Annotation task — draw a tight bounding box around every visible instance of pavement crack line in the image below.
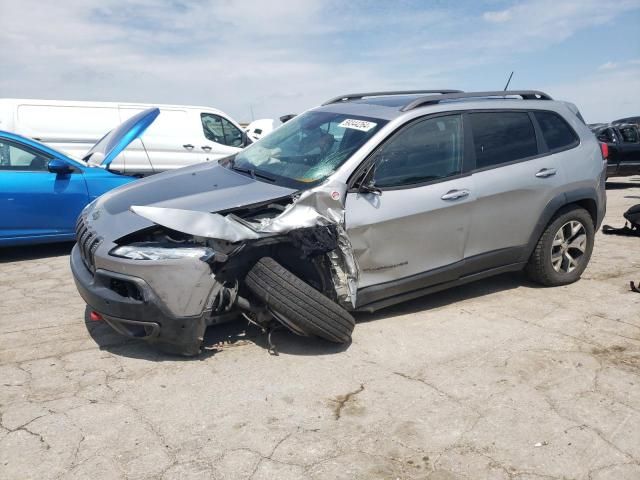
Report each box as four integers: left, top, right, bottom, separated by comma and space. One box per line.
330, 384, 365, 420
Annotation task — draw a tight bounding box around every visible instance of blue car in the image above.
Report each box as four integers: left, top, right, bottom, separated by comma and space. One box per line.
0, 108, 159, 246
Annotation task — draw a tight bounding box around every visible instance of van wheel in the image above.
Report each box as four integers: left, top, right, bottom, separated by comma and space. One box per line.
526, 206, 594, 286
245, 257, 355, 343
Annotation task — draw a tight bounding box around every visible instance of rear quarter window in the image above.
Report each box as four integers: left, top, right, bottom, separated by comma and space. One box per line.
533, 111, 579, 151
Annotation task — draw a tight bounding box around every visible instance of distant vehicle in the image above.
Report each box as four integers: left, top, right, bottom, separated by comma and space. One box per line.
591, 123, 640, 177
0, 99, 251, 175
613, 116, 640, 126
245, 118, 276, 142
245, 115, 297, 141
0, 108, 160, 246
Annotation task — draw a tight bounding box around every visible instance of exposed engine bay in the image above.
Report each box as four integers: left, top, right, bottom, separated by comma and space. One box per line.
116, 182, 360, 347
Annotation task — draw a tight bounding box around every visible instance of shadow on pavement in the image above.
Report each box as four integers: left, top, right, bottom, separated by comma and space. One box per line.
0, 241, 74, 263
606, 178, 640, 190
85, 271, 532, 360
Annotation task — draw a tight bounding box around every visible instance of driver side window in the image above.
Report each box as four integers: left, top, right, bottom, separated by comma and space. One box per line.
201, 113, 244, 147
373, 114, 463, 188
0, 139, 50, 171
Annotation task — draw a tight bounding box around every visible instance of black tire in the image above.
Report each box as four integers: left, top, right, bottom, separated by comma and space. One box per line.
525, 206, 595, 286
245, 257, 355, 343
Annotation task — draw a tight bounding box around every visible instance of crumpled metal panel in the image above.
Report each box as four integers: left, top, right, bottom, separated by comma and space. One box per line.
130, 206, 261, 242
130, 180, 360, 307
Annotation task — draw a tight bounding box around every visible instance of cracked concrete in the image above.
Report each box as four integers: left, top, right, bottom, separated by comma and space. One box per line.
1, 178, 640, 479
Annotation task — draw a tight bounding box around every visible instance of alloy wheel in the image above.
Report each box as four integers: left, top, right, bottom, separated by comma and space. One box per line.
550, 220, 587, 273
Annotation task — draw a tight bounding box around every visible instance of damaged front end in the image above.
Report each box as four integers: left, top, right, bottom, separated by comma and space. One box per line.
112, 180, 359, 352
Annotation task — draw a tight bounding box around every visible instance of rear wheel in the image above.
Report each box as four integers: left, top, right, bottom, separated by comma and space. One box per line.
245, 257, 355, 343
526, 206, 594, 286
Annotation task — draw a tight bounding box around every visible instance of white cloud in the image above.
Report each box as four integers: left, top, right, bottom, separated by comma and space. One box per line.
544, 64, 640, 123
598, 61, 619, 70
0, 0, 639, 121
483, 10, 512, 23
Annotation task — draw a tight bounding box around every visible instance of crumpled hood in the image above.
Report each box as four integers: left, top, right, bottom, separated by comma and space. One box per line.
85, 162, 297, 242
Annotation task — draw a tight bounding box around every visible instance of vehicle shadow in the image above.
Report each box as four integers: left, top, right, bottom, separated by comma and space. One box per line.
606, 178, 640, 190
356, 271, 531, 322
85, 271, 532, 360
0, 241, 74, 263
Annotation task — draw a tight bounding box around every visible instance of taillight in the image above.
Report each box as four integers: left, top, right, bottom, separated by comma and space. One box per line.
600, 142, 609, 160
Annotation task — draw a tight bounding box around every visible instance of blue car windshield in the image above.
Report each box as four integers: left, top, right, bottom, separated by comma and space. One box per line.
223, 111, 387, 188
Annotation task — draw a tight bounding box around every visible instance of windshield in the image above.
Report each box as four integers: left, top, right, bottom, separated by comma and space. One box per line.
223, 111, 387, 188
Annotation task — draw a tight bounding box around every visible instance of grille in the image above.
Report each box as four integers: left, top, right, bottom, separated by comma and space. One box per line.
75, 215, 102, 273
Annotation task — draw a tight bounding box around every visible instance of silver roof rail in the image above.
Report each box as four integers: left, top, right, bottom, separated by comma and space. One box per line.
400, 90, 553, 111
322, 90, 463, 106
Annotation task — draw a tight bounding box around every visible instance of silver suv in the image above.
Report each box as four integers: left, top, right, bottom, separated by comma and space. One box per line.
71, 90, 607, 355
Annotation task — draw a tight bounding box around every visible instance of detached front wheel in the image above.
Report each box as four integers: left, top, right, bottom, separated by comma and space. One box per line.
245, 257, 355, 343
526, 206, 595, 286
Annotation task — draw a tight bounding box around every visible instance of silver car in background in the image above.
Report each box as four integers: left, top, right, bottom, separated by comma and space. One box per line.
71, 90, 607, 355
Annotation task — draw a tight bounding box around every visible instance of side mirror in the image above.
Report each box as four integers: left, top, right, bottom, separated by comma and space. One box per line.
357, 161, 382, 195
242, 131, 253, 147
48, 158, 74, 175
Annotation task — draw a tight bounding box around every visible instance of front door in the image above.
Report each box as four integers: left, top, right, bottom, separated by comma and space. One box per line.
345, 114, 472, 297
0, 139, 89, 240
199, 112, 245, 161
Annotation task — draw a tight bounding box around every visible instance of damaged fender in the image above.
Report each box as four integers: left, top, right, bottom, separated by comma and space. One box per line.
130, 180, 360, 307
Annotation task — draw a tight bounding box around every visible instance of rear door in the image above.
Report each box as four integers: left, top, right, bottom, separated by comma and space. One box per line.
0, 138, 89, 239
346, 113, 473, 297
464, 110, 574, 268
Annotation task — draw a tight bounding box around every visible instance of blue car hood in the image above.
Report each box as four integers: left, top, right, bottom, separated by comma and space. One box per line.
84, 108, 160, 168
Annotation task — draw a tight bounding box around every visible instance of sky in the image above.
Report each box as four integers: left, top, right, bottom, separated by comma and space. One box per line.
1, 0, 639, 124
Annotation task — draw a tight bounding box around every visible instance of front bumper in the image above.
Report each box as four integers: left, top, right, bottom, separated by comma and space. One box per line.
71, 244, 208, 354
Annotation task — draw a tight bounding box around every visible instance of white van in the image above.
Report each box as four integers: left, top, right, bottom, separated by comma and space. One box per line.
0, 99, 250, 175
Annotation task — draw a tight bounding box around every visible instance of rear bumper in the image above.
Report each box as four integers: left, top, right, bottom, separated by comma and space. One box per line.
71, 244, 207, 354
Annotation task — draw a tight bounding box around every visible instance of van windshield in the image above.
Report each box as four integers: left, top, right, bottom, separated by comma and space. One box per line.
222, 111, 387, 188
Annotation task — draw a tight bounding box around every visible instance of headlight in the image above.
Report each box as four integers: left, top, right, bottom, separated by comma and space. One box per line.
111, 244, 213, 261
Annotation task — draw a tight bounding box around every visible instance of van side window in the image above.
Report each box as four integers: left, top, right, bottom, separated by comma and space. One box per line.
0, 140, 50, 171
373, 114, 463, 188
201, 113, 244, 147
469, 112, 538, 169
534, 111, 579, 150
201, 114, 226, 144
219, 117, 244, 147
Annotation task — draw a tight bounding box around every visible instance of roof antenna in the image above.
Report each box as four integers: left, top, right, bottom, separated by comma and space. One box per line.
503, 71, 514, 91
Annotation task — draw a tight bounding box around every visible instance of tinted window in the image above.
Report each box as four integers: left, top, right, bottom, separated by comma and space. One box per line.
470, 112, 538, 169
373, 114, 463, 188
0, 139, 50, 171
534, 111, 578, 150
620, 127, 639, 143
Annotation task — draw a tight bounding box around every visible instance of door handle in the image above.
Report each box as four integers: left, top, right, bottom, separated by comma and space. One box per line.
201, 145, 212, 151
535, 168, 557, 178
441, 189, 470, 201
183, 144, 194, 150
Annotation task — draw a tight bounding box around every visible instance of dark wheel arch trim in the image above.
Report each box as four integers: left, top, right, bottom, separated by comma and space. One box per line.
522, 187, 601, 264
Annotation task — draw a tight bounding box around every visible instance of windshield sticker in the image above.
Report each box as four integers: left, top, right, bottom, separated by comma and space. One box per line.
338, 119, 377, 132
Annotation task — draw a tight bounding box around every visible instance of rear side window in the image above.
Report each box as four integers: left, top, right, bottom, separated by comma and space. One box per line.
469, 112, 538, 169
534, 111, 578, 150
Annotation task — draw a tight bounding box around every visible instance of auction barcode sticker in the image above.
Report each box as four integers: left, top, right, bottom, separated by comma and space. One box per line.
338, 119, 377, 132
